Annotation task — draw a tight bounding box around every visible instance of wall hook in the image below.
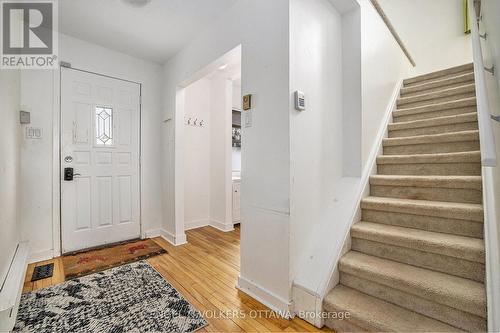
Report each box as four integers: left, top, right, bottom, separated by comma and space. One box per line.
485, 65, 495, 75
491, 114, 500, 123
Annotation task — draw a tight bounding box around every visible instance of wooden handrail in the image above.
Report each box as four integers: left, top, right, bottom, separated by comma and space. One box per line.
467, 0, 497, 166
370, 0, 416, 67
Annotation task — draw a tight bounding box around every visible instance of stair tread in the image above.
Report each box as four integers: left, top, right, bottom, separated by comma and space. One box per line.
339, 252, 486, 317
398, 84, 475, 106
370, 174, 482, 190
388, 112, 478, 131
404, 63, 473, 85
324, 285, 463, 332
361, 196, 483, 222
383, 130, 479, 146
352, 221, 484, 263
401, 72, 475, 96
394, 97, 476, 117
377, 150, 481, 164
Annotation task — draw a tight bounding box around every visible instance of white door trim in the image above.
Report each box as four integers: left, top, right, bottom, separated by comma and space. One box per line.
52, 65, 142, 257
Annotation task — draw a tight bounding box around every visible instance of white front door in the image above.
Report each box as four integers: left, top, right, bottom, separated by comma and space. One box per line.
61, 68, 141, 253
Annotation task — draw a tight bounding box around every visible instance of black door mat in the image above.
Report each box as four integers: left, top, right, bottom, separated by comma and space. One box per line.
31, 263, 54, 281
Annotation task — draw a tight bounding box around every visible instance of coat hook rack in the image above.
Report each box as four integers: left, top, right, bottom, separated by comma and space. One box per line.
185, 115, 206, 127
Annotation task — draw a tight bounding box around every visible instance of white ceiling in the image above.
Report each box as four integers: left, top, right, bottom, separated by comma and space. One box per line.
59, 0, 238, 64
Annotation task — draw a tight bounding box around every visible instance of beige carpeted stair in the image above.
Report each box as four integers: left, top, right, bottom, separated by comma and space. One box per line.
323, 63, 487, 332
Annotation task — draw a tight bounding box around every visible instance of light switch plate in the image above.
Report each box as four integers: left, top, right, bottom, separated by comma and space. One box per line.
26, 127, 43, 139
244, 110, 252, 128
20, 111, 30, 124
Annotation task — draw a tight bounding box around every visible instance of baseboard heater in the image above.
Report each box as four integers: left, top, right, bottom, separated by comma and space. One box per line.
0, 242, 29, 331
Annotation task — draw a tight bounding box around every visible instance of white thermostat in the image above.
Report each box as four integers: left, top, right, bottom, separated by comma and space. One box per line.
294, 90, 306, 111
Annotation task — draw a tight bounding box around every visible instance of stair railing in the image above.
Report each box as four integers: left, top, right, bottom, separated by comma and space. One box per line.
468, 0, 497, 166
370, 0, 416, 67
467, 1, 500, 331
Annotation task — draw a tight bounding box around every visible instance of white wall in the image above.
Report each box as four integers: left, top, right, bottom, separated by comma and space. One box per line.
360, 0, 412, 165
233, 83, 242, 110
0, 69, 22, 286
482, 0, 500, 94
162, 0, 292, 312
183, 74, 234, 231
289, 0, 344, 283
209, 75, 233, 230
378, 0, 472, 75
20, 34, 164, 261
290, 0, 411, 307
183, 78, 211, 228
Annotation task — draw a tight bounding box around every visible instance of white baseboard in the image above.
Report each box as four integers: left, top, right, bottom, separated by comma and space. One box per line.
237, 275, 293, 318
28, 249, 54, 264
160, 229, 187, 246
210, 219, 234, 232
185, 219, 210, 231
144, 228, 162, 239
0, 242, 29, 332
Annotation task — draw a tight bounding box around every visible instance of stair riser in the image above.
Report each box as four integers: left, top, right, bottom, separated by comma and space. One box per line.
398, 92, 475, 109
378, 163, 481, 176
351, 238, 485, 282
339, 262, 486, 318
370, 184, 482, 204
401, 76, 474, 97
389, 122, 478, 138
404, 66, 474, 87
362, 209, 483, 238
383, 141, 480, 155
339, 274, 486, 332
394, 106, 477, 122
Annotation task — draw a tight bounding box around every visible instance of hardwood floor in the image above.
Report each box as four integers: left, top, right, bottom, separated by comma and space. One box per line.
23, 226, 331, 332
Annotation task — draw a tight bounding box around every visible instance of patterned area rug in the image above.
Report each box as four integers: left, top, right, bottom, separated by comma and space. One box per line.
15, 261, 207, 333
62, 239, 167, 279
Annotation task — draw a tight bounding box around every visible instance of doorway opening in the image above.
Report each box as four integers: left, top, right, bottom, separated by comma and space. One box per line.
177, 46, 242, 238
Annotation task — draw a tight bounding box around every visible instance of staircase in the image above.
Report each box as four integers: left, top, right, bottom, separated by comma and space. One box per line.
323, 63, 487, 332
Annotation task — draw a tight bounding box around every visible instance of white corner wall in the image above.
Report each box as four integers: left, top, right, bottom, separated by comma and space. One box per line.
378, 0, 473, 75
0, 69, 22, 286
183, 78, 211, 229
290, 0, 412, 312
19, 33, 164, 262
162, 0, 292, 313
183, 74, 233, 232
209, 74, 233, 231
289, 0, 344, 284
